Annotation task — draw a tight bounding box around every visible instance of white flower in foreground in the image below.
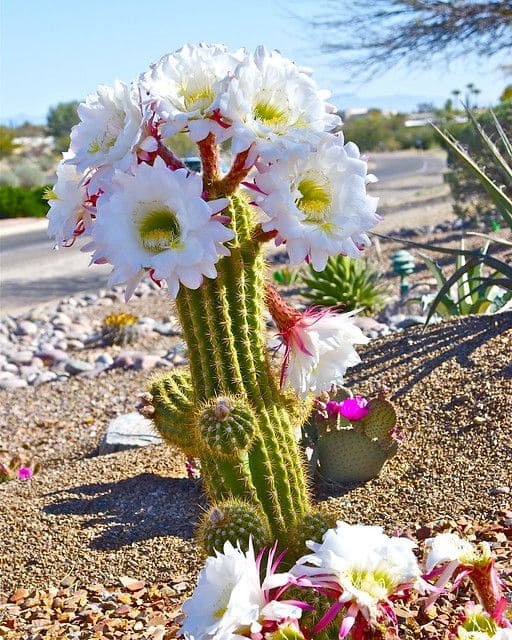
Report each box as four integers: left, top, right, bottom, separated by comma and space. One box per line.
423, 533, 508, 622
47, 153, 92, 246
142, 43, 242, 142
181, 541, 303, 640
255, 134, 379, 269
218, 46, 340, 161
86, 158, 233, 299
424, 532, 487, 575
456, 604, 512, 639
69, 80, 142, 173
296, 521, 423, 638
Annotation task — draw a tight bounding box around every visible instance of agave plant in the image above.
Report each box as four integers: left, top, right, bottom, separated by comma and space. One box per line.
413, 240, 511, 319
376, 106, 512, 325
301, 254, 389, 315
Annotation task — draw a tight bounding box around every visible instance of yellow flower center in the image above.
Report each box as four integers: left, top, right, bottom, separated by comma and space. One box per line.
349, 567, 395, 601
137, 207, 182, 254
295, 171, 333, 229
181, 82, 215, 112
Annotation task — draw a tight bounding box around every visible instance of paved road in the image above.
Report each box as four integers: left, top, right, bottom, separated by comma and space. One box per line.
0, 152, 446, 316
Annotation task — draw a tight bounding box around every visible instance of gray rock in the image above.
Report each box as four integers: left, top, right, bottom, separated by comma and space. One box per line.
9, 350, 34, 366
0, 377, 28, 390
15, 320, 38, 336
99, 412, 162, 454
95, 353, 114, 366
395, 316, 426, 330
133, 354, 162, 370
64, 359, 94, 375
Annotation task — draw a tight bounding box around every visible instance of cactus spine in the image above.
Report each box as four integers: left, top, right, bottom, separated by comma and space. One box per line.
151, 192, 311, 552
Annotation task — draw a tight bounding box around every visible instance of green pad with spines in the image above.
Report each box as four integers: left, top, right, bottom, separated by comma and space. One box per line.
148, 370, 196, 455
198, 498, 270, 556
360, 398, 397, 441
197, 396, 257, 458
317, 428, 394, 483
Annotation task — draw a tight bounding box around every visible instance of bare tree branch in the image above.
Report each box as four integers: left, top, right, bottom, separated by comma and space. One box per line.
309, 1, 512, 77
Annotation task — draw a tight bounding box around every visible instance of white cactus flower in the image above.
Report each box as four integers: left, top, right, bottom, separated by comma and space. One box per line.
68, 80, 143, 173
218, 46, 341, 161
255, 133, 379, 269
142, 43, 243, 142
47, 152, 92, 246
296, 521, 423, 637
85, 158, 233, 300
181, 541, 302, 640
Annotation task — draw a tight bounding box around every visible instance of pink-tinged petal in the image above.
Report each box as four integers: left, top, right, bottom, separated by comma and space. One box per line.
124, 269, 146, 301
312, 601, 343, 634
339, 611, 357, 639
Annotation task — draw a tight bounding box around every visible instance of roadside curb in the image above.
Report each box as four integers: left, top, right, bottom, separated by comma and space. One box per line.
0, 218, 48, 239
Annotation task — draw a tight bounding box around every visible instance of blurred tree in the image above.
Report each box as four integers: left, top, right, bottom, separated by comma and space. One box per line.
46, 101, 80, 152
501, 85, 512, 101
0, 126, 18, 158
309, 1, 512, 76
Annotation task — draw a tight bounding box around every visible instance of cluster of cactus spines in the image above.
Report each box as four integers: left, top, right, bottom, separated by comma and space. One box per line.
101, 312, 139, 346
149, 193, 313, 553
290, 510, 337, 559
198, 499, 270, 557
197, 396, 257, 458
142, 370, 196, 455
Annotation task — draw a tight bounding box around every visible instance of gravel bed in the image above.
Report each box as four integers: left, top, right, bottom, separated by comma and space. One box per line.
0, 310, 511, 638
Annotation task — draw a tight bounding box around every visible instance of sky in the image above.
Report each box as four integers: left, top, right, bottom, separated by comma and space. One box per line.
1, 0, 509, 124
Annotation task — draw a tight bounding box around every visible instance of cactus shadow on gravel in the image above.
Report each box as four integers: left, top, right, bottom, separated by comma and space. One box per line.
43, 473, 204, 551
348, 312, 512, 399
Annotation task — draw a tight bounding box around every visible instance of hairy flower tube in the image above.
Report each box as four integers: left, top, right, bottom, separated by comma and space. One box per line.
266, 286, 368, 396
181, 541, 308, 640
424, 533, 510, 627
295, 521, 424, 639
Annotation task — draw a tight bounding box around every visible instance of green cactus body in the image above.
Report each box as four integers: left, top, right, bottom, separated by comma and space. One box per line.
316, 397, 399, 484
152, 195, 311, 550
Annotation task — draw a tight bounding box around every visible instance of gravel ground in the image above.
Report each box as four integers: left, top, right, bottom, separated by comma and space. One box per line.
0, 308, 511, 638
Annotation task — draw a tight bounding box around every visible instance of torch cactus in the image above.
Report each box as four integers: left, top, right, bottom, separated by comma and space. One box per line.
46, 44, 379, 558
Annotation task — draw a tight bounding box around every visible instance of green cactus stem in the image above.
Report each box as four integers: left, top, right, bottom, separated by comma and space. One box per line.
151, 193, 312, 551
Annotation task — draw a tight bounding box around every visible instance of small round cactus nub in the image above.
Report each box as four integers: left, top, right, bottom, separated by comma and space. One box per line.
198, 499, 270, 556
149, 370, 196, 454
292, 510, 336, 558
197, 396, 257, 458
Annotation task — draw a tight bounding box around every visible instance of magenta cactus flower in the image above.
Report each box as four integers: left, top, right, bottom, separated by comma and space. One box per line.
17, 467, 33, 481
338, 396, 369, 421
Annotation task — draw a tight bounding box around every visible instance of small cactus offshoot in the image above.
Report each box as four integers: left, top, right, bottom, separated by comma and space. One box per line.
101, 312, 139, 346
198, 499, 270, 556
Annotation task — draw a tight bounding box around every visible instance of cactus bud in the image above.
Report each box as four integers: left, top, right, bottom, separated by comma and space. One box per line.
198, 499, 270, 556
214, 397, 231, 420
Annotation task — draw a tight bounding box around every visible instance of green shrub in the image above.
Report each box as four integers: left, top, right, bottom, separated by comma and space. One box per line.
0, 185, 50, 218
301, 255, 389, 315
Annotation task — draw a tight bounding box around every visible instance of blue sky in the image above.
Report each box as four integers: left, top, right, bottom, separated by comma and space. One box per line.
1, 0, 508, 123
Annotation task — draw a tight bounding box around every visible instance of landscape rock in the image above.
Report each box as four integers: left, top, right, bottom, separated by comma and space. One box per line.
99, 412, 162, 454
